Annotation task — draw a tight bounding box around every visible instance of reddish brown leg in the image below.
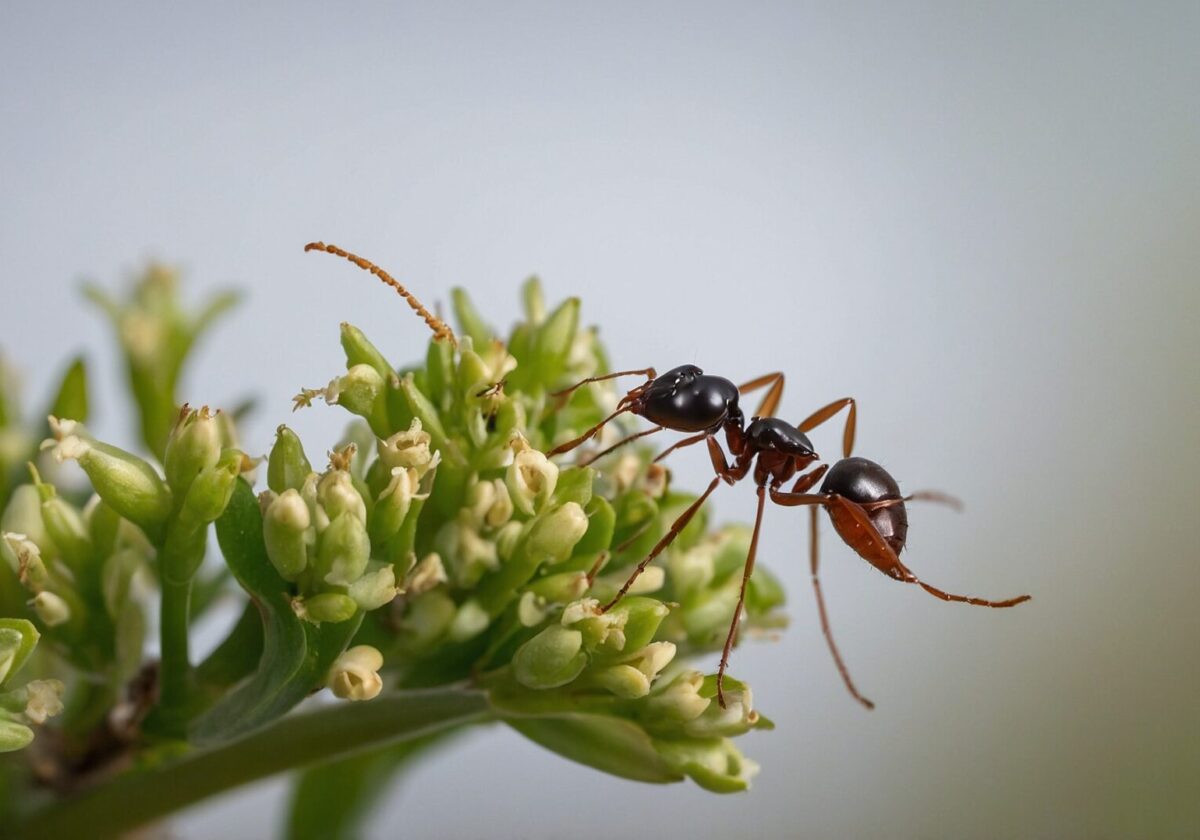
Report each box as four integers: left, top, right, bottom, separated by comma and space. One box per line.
911, 580, 1031, 608
797, 397, 857, 459
547, 405, 631, 456
716, 484, 768, 708
859, 491, 963, 513
652, 431, 708, 464
578, 425, 664, 465
738, 372, 786, 419
550, 368, 657, 399
601, 476, 721, 612
808, 506, 875, 710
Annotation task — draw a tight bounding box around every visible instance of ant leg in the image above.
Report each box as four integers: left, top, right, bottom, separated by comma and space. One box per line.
788, 464, 829, 495
797, 398, 857, 459
859, 491, 963, 513
738, 372, 786, 418
652, 431, 707, 464
547, 406, 631, 456
550, 368, 657, 399
910, 579, 1031, 608
578, 425, 664, 466
716, 484, 768, 708
601, 476, 721, 612
808, 506, 875, 710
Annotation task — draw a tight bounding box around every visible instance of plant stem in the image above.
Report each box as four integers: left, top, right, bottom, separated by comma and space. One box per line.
158, 574, 192, 723
17, 687, 491, 839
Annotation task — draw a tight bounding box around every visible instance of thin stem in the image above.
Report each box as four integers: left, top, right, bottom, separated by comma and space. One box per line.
18, 687, 491, 839
158, 574, 192, 723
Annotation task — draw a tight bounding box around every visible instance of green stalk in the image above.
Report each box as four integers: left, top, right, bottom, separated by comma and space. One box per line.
17, 687, 491, 839
158, 574, 192, 724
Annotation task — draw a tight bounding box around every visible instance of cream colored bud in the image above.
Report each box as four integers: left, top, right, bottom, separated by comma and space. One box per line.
527, 502, 589, 563
30, 592, 70, 627
506, 436, 558, 515
646, 670, 711, 722
3, 534, 48, 592
327, 645, 384, 701
561, 597, 627, 651
317, 470, 367, 524
405, 553, 447, 596
23, 679, 65, 724
377, 418, 435, 474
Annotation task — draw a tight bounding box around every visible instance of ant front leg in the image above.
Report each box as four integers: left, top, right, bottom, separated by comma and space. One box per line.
797, 397, 857, 459
550, 368, 657, 400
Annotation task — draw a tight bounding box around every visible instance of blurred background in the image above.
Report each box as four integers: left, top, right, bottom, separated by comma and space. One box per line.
2, 2, 1197, 837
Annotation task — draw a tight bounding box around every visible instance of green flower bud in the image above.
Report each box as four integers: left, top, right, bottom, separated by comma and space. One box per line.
3, 533, 49, 591
596, 597, 669, 659
562, 599, 627, 652
315, 512, 371, 586
683, 683, 758, 738
0, 718, 33, 753
447, 599, 490, 643
513, 624, 588, 689
326, 364, 385, 419
30, 592, 70, 627
526, 571, 589, 604
644, 671, 711, 722
340, 323, 396, 380
437, 518, 498, 589
526, 502, 588, 563
317, 470, 366, 525
267, 425, 312, 494
21, 678, 64, 724
263, 489, 311, 581
101, 549, 143, 616
2, 486, 51, 555
370, 467, 418, 544
163, 406, 222, 495
653, 737, 760, 793
666, 541, 717, 600
327, 645, 384, 701
44, 418, 171, 533
179, 448, 242, 525
517, 591, 550, 627
402, 590, 456, 648
506, 436, 558, 516
292, 592, 358, 624
38, 493, 92, 571
591, 642, 677, 698
377, 418, 435, 475
494, 521, 524, 561
349, 564, 399, 611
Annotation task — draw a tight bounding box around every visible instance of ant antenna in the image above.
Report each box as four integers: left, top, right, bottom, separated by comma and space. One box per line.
304, 241, 456, 346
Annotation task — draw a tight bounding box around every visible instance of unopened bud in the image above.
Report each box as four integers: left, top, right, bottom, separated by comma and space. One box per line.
317, 470, 367, 525
349, 565, 400, 611
164, 406, 222, 495
0, 719, 33, 753
654, 737, 760, 793
264, 489, 311, 580
447, 599, 490, 642
267, 425, 312, 493
526, 502, 588, 563
592, 641, 677, 699
30, 592, 71, 627
506, 436, 558, 515
180, 448, 242, 525
327, 645, 384, 701
370, 467, 417, 544
326, 364, 385, 419
683, 683, 758, 737
3, 534, 48, 592
292, 592, 358, 624
404, 553, 447, 596
315, 512, 371, 586
599, 597, 670, 658
562, 598, 627, 652
513, 624, 588, 690
645, 670, 711, 722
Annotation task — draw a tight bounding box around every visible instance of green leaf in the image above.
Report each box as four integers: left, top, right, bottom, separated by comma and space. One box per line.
190, 479, 362, 745
46, 357, 89, 424
0, 619, 39, 688
506, 713, 683, 785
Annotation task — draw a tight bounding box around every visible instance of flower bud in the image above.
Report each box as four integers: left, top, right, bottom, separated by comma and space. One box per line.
402, 590, 456, 648
437, 518, 498, 588
526, 502, 588, 563
484, 479, 513, 528
0, 719, 33, 753
2, 486, 51, 554
327, 645, 384, 701
562, 598, 627, 651
292, 592, 358, 624
683, 684, 758, 738
315, 512, 371, 586
179, 448, 242, 525
38, 493, 92, 571
506, 436, 558, 515
447, 599, 490, 643
30, 591, 71, 627
377, 418, 435, 474
526, 571, 589, 604
370, 467, 417, 544
645, 671, 711, 722
263, 489, 311, 580
340, 323, 395, 380
598, 597, 669, 659
326, 364, 385, 419
513, 624, 588, 690
349, 564, 400, 611
653, 737, 760, 793
267, 425, 312, 494
317, 470, 367, 525
592, 642, 677, 699
404, 552, 447, 596
163, 406, 222, 495
43, 418, 171, 532
0, 621, 38, 687
3, 534, 49, 591
22, 679, 64, 724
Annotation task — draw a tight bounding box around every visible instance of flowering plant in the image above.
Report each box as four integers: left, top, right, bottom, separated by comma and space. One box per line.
0, 252, 784, 837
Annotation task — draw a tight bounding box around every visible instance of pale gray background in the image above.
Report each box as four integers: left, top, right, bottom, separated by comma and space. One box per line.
2, 2, 1198, 838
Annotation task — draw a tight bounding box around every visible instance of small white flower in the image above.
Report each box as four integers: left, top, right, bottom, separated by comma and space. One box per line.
327, 645, 385, 701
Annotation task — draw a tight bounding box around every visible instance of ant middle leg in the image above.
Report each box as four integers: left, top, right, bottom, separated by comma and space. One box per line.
577, 425, 664, 466
797, 397, 857, 459
715, 484, 768, 708
738, 371, 786, 418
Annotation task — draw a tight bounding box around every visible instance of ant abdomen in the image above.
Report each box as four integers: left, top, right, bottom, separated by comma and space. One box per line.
822, 457, 909, 561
